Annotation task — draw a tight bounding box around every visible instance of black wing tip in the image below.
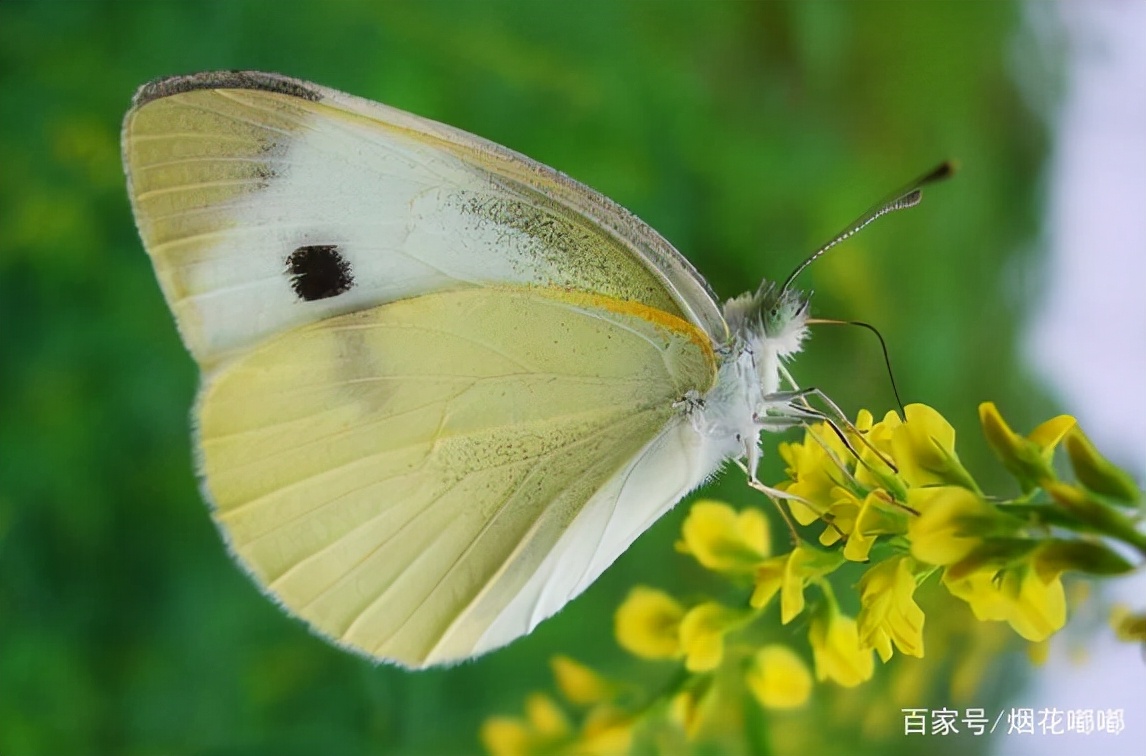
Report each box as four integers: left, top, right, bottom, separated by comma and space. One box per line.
132, 70, 323, 108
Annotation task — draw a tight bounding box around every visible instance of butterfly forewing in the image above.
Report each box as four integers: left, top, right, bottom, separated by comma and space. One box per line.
123, 72, 725, 369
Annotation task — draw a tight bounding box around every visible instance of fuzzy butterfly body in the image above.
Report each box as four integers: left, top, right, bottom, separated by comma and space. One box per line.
123, 71, 808, 667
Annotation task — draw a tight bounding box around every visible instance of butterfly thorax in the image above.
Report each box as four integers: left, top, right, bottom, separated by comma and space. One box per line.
690, 281, 810, 477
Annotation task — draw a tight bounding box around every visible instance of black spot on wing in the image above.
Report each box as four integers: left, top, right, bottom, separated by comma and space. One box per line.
286, 245, 354, 301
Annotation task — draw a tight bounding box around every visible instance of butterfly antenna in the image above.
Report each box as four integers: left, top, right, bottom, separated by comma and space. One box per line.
779, 160, 957, 296
806, 318, 906, 418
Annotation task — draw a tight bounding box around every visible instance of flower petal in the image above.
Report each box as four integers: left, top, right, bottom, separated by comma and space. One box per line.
550, 656, 611, 706
857, 556, 925, 658
680, 500, 770, 572
614, 587, 683, 659
480, 717, 531, 756
1065, 429, 1140, 503
809, 612, 874, 687
746, 645, 813, 709
679, 602, 741, 672
525, 693, 570, 738
943, 562, 1067, 642
1028, 414, 1076, 455
892, 404, 975, 488
908, 487, 997, 566
979, 402, 1056, 491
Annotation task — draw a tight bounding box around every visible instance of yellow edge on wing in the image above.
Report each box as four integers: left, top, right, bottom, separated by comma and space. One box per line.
521, 285, 719, 384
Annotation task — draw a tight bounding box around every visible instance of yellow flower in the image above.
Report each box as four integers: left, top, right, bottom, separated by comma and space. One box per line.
578, 706, 634, 756
815, 486, 861, 547
779, 547, 838, 623
1064, 428, 1140, 503
745, 644, 813, 709
891, 403, 976, 489
669, 690, 695, 736
550, 656, 611, 707
752, 558, 785, 612
808, 610, 874, 688
778, 421, 852, 523
614, 587, 683, 659
857, 555, 925, 660
1044, 484, 1145, 561
480, 717, 530, 756
1111, 604, 1146, 644
852, 408, 877, 436
843, 491, 905, 562
1027, 412, 1078, 451
678, 602, 744, 672
677, 500, 770, 573
480, 693, 570, 756
943, 560, 1067, 642
908, 487, 1003, 566
751, 545, 844, 624
853, 409, 903, 492
979, 402, 1075, 491
668, 687, 710, 740
527, 693, 569, 737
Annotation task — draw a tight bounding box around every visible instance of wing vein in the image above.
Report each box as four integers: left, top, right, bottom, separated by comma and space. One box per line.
353, 408, 657, 650
222, 401, 628, 540
277, 406, 647, 623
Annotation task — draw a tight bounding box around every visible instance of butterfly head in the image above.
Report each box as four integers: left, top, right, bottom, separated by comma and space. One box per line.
756, 282, 810, 356
723, 281, 810, 360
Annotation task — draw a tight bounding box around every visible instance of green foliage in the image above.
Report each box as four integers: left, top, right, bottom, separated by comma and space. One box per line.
1, 1, 1054, 753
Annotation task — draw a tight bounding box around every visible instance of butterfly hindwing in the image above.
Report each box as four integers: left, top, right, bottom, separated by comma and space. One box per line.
198, 286, 716, 666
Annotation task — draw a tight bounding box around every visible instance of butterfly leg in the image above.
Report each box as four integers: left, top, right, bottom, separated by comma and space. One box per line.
757, 386, 899, 474
732, 458, 824, 547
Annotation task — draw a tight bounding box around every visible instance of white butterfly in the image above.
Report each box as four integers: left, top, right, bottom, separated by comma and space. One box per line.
123, 71, 942, 668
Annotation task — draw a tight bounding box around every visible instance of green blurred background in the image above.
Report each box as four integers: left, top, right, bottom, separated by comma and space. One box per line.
1, 1, 1061, 754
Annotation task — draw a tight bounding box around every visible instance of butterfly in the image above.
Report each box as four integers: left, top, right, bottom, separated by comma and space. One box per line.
122, 71, 946, 668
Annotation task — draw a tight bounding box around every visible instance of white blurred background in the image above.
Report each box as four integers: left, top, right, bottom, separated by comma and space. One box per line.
1014, 1, 1146, 754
